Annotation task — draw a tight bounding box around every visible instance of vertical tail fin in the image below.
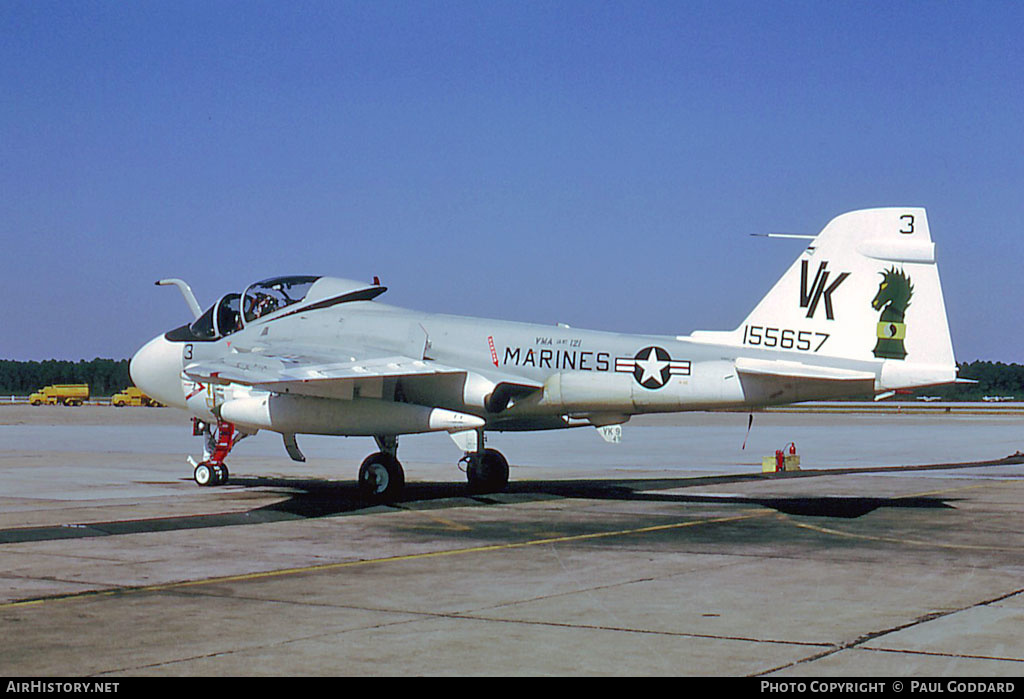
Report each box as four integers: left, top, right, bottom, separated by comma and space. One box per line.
694, 208, 956, 389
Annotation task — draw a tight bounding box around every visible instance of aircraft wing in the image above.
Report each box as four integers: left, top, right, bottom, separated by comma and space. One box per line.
182, 342, 541, 402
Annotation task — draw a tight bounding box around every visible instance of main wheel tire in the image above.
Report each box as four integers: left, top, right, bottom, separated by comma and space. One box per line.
358, 452, 405, 501
466, 448, 509, 494
194, 462, 215, 487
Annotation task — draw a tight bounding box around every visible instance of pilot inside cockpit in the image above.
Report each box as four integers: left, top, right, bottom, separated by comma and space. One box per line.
253, 293, 279, 319
241, 276, 321, 325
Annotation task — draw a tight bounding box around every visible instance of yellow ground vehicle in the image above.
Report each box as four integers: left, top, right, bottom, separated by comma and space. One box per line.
111, 386, 161, 407
29, 384, 90, 406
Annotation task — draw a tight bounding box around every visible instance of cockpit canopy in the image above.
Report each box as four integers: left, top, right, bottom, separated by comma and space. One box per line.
186, 275, 320, 341
242, 276, 321, 324
186, 292, 242, 340
167, 275, 386, 343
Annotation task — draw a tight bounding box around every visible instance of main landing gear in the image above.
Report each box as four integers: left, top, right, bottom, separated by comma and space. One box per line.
461, 449, 509, 494
356, 431, 509, 502
458, 428, 509, 494
189, 419, 246, 487
358, 436, 405, 502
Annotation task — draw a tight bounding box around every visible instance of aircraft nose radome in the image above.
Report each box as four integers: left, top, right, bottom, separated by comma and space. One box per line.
130, 335, 185, 409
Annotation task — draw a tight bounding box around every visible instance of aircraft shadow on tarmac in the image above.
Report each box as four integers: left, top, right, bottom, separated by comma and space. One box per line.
9, 459, 1018, 546
0, 464, 992, 545
240, 470, 958, 521
242, 455, 1022, 523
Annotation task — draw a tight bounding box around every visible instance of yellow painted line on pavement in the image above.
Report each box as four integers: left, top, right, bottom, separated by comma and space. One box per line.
787, 518, 1019, 552
393, 505, 473, 532
904, 480, 1011, 499
786, 479, 1022, 552
1, 510, 772, 610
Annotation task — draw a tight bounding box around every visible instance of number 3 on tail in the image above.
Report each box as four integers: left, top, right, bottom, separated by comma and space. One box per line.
900, 215, 914, 234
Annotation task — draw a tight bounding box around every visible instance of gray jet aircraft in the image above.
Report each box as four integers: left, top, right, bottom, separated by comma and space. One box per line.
131, 207, 957, 500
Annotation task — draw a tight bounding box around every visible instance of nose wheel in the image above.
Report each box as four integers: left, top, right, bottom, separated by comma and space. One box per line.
193, 462, 230, 487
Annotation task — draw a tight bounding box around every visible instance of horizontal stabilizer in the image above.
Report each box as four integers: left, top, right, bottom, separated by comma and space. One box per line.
735, 357, 876, 405
734, 357, 875, 382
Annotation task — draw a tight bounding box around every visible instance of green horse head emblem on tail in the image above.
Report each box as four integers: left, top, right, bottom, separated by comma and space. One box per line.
871, 267, 913, 359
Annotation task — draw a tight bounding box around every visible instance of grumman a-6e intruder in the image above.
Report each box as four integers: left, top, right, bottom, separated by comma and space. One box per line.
131, 208, 957, 500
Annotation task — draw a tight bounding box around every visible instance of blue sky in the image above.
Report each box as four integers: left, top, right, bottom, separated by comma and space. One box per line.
2, 1, 1022, 362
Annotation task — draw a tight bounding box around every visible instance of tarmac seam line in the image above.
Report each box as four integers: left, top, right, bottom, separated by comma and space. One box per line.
858, 644, 1024, 664
754, 586, 1024, 676
144, 587, 835, 653
93, 613, 432, 676
94, 605, 834, 676
429, 611, 835, 649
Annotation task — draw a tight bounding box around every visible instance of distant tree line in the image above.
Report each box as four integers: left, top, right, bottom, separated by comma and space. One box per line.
0, 359, 131, 397
910, 361, 1024, 401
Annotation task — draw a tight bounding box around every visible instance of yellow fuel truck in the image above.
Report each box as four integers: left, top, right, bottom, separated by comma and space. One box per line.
29, 384, 90, 406
111, 386, 161, 407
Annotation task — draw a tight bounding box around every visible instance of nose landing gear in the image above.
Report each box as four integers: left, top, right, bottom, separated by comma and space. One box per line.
189, 419, 244, 486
